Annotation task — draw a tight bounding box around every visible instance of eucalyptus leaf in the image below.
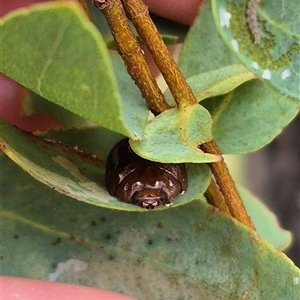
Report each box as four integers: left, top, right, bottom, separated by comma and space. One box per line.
0, 2, 148, 138
2, 152, 299, 299
237, 185, 292, 251
23, 90, 91, 129
38, 127, 126, 160
130, 106, 221, 163
212, 0, 300, 102
165, 64, 256, 106
202, 80, 299, 154
176, 0, 299, 154
0, 119, 211, 210
178, 0, 238, 77
188, 64, 256, 102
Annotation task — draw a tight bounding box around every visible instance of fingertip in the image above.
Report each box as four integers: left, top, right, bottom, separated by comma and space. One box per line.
1, 277, 136, 300
144, 0, 203, 25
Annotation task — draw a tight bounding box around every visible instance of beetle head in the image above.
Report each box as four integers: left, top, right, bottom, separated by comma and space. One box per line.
132, 190, 172, 209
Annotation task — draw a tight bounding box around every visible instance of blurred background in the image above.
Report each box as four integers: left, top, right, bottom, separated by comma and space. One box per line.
247, 115, 300, 267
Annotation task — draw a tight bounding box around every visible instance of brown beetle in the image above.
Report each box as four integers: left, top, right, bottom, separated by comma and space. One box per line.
105, 138, 187, 209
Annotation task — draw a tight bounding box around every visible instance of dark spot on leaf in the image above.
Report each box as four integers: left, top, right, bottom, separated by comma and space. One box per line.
51, 262, 58, 268
91, 220, 97, 227
52, 237, 62, 246
157, 222, 163, 229
100, 217, 106, 222
148, 239, 153, 245
166, 237, 172, 242
14, 234, 19, 239
108, 255, 114, 260
106, 234, 112, 240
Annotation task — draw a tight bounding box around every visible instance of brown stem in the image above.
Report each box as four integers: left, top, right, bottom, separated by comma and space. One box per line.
76, 0, 93, 21
205, 179, 231, 215
121, 0, 197, 109
201, 140, 255, 230
93, 0, 170, 115
94, 0, 255, 230
123, 0, 255, 229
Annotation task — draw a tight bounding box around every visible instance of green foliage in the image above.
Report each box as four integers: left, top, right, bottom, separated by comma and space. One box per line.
178, 0, 299, 154
0, 3, 148, 138
212, 0, 300, 102
0, 0, 299, 298
0, 119, 211, 210
130, 105, 220, 163
1, 153, 297, 299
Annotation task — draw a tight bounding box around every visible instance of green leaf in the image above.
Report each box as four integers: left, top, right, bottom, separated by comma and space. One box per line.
23, 90, 91, 129
212, 0, 300, 102
130, 105, 221, 163
176, 1, 299, 154
38, 127, 126, 161
237, 185, 292, 250
2, 152, 299, 299
0, 2, 148, 138
0, 119, 211, 210
186, 64, 256, 102
178, 0, 238, 77
165, 64, 256, 106
202, 80, 299, 154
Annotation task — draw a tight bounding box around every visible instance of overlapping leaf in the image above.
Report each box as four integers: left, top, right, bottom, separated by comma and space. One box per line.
178, 0, 238, 76
202, 80, 299, 154
0, 119, 211, 210
130, 105, 220, 163
212, 0, 300, 102
178, 0, 299, 154
0, 2, 148, 138
2, 152, 298, 299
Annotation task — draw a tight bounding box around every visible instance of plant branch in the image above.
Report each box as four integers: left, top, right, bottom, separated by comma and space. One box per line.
93, 0, 255, 230
93, 0, 170, 115
205, 178, 231, 215
76, 0, 93, 21
201, 140, 255, 230
122, 0, 255, 229
121, 0, 196, 109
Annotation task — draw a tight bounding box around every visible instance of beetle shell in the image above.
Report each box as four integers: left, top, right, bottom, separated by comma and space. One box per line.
105, 138, 187, 209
